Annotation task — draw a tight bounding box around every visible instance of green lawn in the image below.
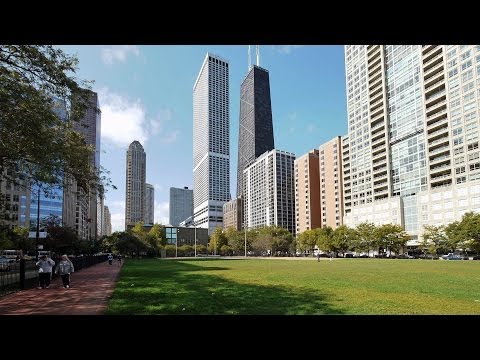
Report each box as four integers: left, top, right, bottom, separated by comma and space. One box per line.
105, 258, 480, 315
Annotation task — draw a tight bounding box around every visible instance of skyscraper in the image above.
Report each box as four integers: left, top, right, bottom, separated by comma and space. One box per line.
193, 53, 230, 235
68, 90, 101, 240
319, 137, 344, 229
145, 183, 154, 225
343, 45, 480, 243
236, 64, 275, 198
125, 140, 146, 229
244, 149, 296, 235
294, 149, 321, 234
103, 205, 112, 236
169, 187, 193, 226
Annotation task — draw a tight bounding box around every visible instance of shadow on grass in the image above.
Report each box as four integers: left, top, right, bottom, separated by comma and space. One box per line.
107, 260, 343, 315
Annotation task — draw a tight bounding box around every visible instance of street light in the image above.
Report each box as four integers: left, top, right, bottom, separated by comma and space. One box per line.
35, 187, 40, 261
194, 222, 197, 257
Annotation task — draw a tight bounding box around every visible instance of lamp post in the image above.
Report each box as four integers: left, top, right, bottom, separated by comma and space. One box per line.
194, 223, 197, 257
244, 228, 247, 257
175, 228, 178, 258
35, 187, 40, 261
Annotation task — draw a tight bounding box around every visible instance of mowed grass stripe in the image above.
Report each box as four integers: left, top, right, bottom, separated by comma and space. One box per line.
106, 258, 480, 315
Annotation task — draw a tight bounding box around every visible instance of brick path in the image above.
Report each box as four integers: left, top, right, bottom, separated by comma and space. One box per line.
0, 260, 122, 315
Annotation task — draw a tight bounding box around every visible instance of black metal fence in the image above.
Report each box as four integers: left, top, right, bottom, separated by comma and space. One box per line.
0, 254, 109, 297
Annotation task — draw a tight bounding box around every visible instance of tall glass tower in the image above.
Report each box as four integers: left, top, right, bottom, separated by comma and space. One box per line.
236, 64, 275, 198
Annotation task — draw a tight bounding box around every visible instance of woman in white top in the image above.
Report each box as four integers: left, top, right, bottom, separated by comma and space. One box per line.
36, 255, 55, 289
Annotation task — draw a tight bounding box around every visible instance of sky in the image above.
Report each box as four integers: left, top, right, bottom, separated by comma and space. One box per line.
59, 45, 348, 232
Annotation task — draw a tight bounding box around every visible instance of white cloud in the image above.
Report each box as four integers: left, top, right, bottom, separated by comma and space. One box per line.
273, 45, 304, 54
98, 88, 148, 147
98, 87, 178, 148
154, 201, 169, 225
101, 45, 140, 65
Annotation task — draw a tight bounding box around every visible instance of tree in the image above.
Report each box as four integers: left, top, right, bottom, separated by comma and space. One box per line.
44, 220, 83, 255
0, 228, 14, 250
456, 212, 480, 254
315, 226, 334, 255
268, 226, 293, 255
354, 222, 376, 256
12, 226, 33, 252
209, 226, 227, 255
444, 221, 463, 253
333, 225, 355, 256
374, 224, 407, 256
149, 223, 166, 247
421, 225, 447, 257
296, 229, 318, 254
224, 227, 244, 254
0, 46, 115, 203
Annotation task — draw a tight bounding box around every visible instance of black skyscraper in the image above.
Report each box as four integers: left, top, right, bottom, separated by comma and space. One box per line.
236, 65, 275, 197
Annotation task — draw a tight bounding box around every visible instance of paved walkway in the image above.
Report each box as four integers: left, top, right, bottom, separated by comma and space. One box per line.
0, 260, 123, 315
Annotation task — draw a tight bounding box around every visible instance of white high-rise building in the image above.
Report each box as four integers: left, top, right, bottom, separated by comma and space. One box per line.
125, 140, 146, 229
193, 53, 230, 235
145, 183, 154, 225
343, 45, 480, 243
244, 149, 296, 235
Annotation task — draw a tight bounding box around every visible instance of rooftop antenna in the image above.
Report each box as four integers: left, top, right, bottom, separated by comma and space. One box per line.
248, 45, 252, 71
256, 45, 260, 66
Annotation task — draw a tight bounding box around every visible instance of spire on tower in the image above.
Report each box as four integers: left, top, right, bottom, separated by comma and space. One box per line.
256, 45, 260, 66
248, 45, 252, 71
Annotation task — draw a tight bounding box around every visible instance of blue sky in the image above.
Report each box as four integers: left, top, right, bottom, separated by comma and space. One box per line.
59, 45, 348, 232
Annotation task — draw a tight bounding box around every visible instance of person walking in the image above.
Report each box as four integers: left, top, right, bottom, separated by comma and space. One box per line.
55, 255, 74, 288
108, 253, 113, 265
317, 252, 320, 262
117, 254, 122, 266
36, 255, 55, 289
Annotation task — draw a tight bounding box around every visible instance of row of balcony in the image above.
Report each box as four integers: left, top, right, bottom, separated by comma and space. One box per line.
423, 49, 443, 69
428, 133, 449, 145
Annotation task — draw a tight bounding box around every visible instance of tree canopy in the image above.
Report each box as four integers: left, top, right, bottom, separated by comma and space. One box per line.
0, 45, 114, 196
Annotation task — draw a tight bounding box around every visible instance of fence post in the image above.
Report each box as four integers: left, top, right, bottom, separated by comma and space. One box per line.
19, 259, 25, 289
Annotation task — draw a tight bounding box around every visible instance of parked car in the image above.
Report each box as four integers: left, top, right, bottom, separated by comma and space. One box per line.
441, 253, 463, 260
0, 256, 12, 272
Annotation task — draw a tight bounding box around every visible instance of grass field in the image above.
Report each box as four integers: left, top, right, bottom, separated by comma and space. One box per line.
105, 257, 480, 315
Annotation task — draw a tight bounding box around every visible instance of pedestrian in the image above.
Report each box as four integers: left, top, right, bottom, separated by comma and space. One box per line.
117, 254, 122, 266
55, 254, 74, 288
317, 252, 320, 262
36, 254, 55, 289
108, 253, 113, 265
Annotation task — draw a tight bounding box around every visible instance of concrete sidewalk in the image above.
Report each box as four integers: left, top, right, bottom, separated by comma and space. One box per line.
0, 260, 123, 315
